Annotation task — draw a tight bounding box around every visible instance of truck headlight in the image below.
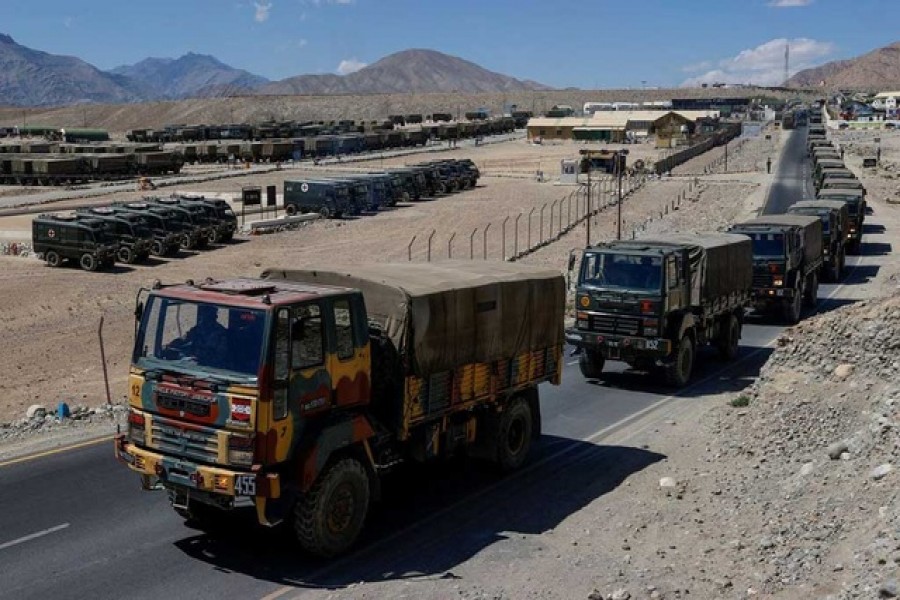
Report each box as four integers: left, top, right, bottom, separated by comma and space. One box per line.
773, 277, 784, 287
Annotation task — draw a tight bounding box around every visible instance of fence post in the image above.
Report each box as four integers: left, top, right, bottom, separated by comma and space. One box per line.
539, 203, 547, 243
483, 222, 491, 260
567, 193, 572, 226
527, 207, 535, 249
427, 229, 436, 262
448, 231, 456, 258
501, 216, 509, 260
407, 235, 416, 261
549, 199, 558, 237
470, 228, 478, 259
514, 213, 522, 256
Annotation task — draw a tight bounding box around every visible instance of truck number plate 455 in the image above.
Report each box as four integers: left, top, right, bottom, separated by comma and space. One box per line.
235, 475, 256, 496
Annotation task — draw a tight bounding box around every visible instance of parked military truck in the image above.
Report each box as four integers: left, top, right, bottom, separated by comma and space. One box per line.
175, 195, 237, 243
787, 200, 849, 281
817, 187, 866, 253
32, 214, 118, 271
728, 215, 824, 324
283, 179, 352, 218
103, 205, 182, 257
74, 207, 154, 264
113, 201, 205, 251
567, 233, 752, 387
155, 195, 235, 244
115, 262, 564, 557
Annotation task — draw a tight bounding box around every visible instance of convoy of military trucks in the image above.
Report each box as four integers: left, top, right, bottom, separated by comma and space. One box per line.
101, 100, 873, 557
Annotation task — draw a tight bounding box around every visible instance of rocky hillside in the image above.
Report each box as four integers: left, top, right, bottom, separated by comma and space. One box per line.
0, 34, 138, 106
787, 41, 900, 88
258, 49, 550, 95
109, 53, 269, 100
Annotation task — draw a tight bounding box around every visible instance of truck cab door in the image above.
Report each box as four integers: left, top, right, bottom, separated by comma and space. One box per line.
325, 295, 370, 409
664, 254, 684, 310
284, 302, 332, 416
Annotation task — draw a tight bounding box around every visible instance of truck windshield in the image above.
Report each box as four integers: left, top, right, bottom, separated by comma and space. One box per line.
747, 232, 785, 258
580, 252, 662, 293
134, 297, 267, 378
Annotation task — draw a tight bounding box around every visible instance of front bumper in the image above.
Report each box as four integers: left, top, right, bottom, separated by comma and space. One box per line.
753, 287, 793, 299
115, 435, 280, 501
567, 328, 672, 359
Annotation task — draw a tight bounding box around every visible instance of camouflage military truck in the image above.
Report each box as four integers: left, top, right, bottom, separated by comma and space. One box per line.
567, 233, 752, 387
817, 187, 866, 253
728, 215, 824, 324
787, 200, 850, 281
74, 207, 154, 264
115, 262, 564, 557
32, 213, 118, 271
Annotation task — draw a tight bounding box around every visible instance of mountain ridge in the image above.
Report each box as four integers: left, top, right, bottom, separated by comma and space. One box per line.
786, 41, 900, 88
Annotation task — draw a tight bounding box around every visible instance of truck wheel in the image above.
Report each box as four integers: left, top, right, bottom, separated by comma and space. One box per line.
180, 235, 193, 250
295, 458, 369, 558
783, 289, 802, 325
151, 240, 165, 256
804, 272, 818, 308
45, 250, 61, 268
285, 204, 298, 216
578, 350, 605, 379
207, 229, 220, 244
717, 315, 740, 361
665, 335, 694, 387
319, 206, 332, 219
79, 253, 98, 272
495, 397, 534, 472
117, 246, 135, 264
401, 191, 411, 203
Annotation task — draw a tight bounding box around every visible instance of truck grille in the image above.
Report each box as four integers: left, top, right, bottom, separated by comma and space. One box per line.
589, 314, 641, 336
150, 417, 219, 464
156, 392, 212, 417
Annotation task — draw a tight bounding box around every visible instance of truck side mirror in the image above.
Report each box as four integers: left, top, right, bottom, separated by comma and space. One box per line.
134, 301, 144, 322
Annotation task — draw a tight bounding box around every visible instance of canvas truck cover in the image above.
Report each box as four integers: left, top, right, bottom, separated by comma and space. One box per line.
615, 233, 751, 305
733, 214, 823, 266
789, 199, 850, 236
261, 261, 566, 376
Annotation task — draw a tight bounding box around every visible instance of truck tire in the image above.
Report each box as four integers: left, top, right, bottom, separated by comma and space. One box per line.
804, 272, 818, 308
117, 246, 135, 264
151, 240, 165, 256
783, 288, 802, 325
180, 234, 192, 250
285, 203, 298, 216
295, 458, 369, 558
401, 191, 411, 203
319, 206, 332, 219
79, 253, 98, 272
578, 350, 605, 379
495, 397, 534, 472
45, 250, 61, 268
665, 335, 694, 387
207, 229, 220, 245
717, 315, 740, 361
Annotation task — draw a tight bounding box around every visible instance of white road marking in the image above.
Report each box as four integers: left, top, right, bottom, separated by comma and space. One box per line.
0, 523, 70, 551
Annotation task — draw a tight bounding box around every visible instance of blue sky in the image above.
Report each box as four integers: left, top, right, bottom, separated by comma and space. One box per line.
4, 0, 897, 88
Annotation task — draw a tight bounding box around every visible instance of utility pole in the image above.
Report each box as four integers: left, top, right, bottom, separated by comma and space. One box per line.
585, 164, 592, 247
616, 152, 624, 241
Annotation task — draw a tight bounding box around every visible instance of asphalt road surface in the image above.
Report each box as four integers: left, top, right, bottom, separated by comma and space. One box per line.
0, 126, 887, 600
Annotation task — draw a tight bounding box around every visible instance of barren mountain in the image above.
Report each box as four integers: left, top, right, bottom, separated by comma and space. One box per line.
786, 41, 900, 88
259, 49, 550, 95
0, 33, 138, 106
110, 53, 269, 100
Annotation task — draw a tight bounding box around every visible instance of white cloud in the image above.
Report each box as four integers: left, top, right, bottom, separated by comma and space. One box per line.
768, 0, 813, 7
337, 58, 367, 75
63, 16, 74, 28
254, 1, 272, 22
681, 37, 834, 86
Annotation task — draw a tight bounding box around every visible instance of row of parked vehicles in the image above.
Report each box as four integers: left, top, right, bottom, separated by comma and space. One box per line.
31, 195, 237, 271
567, 106, 868, 387
282, 159, 481, 218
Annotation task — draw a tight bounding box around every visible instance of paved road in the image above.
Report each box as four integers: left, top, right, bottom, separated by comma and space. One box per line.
0, 126, 887, 600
